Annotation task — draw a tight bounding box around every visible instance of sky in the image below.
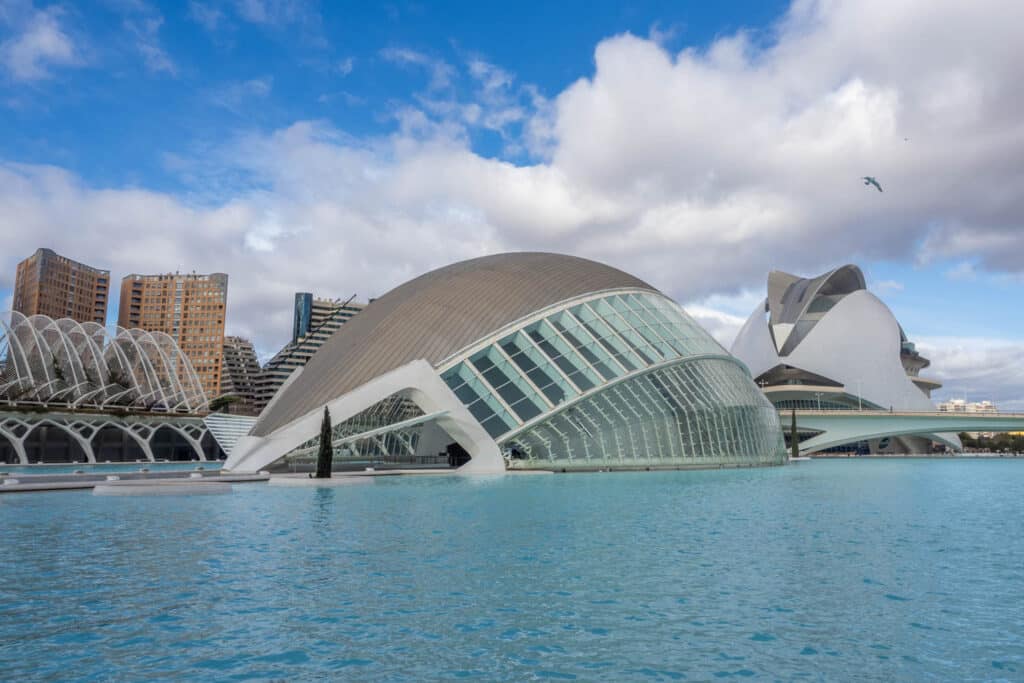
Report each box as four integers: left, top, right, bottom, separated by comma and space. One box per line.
2, 0, 1024, 408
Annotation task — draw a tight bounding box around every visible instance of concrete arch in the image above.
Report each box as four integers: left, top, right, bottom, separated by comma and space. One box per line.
150, 424, 205, 461
0, 428, 25, 465
22, 420, 94, 464
90, 424, 154, 462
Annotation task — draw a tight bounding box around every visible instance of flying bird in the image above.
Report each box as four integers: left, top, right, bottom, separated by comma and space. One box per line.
862, 176, 883, 192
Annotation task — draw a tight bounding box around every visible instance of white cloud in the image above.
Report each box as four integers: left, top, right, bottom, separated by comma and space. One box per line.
380, 47, 454, 90
188, 1, 224, 32
337, 56, 354, 76
0, 5, 80, 81
873, 279, 904, 293
210, 76, 273, 111
683, 305, 747, 348
945, 261, 977, 281
2, 0, 1024, 410
918, 337, 1024, 411
123, 7, 176, 76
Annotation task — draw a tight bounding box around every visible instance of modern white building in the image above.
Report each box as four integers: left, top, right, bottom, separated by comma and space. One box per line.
731, 264, 959, 453
225, 253, 786, 473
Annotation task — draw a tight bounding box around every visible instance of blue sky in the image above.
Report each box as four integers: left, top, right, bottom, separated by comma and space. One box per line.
2, 0, 1023, 406
2, 1, 788, 189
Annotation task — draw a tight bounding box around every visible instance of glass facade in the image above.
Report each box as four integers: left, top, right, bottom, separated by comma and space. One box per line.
505, 359, 783, 468
280, 395, 443, 469
440, 291, 785, 468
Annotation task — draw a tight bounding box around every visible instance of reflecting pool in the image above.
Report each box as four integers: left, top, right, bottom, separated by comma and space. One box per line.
2, 460, 1023, 680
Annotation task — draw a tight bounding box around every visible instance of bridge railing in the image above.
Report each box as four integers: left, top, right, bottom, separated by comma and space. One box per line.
780, 409, 1024, 418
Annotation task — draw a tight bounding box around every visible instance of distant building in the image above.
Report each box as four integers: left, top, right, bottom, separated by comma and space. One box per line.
219, 336, 262, 415
938, 399, 998, 438
937, 399, 997, 414
254, 293, 364, 410
118, 272, 228, 399
12, 248, 109, 325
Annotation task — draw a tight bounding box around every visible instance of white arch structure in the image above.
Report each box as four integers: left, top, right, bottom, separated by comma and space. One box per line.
0, 410, 226, 465
0, 312, 207, 413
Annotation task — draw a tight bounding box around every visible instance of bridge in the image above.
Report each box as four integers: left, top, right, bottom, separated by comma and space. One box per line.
788, 410, 1024, 454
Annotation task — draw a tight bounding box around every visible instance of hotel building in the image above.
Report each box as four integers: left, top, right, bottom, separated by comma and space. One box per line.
12, 248, 109, 325
118, 272, 229, 399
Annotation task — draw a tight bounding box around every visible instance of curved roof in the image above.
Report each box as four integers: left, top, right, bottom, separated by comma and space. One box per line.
253, 252, 659, 436
766, 264, 866, 355
768, 264, 865, 328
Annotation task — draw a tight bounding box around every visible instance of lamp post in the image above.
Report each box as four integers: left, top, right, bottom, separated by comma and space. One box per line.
814, 391, 823, 411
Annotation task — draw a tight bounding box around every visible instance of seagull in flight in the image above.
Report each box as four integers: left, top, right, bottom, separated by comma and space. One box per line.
862, 176, 883, 192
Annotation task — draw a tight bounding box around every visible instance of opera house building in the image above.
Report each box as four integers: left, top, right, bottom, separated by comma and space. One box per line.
730, 265, 958, 453
225, 253, 786, 473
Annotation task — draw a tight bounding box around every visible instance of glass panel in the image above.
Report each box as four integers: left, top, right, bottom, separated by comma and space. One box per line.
610, 296, 678, 359
470, 347, 546, 422
571, 303, 641, 371
499, 331, 578, 407
590, 298, 661, 364
548, 311, 621, 380
442, 363, 516, 437
524, 320, 600, 392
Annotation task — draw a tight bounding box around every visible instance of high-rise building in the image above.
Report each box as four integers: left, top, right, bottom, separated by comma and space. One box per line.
255, 293, 364, 410
220, 336, 262, 415
118, 272, 228, 398
12, 248, 109, 324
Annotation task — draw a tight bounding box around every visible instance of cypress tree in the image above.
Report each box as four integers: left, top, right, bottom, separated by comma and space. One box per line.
315, 406, 333, 478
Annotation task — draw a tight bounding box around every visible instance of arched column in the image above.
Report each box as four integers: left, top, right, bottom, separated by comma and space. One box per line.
22, 420, 95, 464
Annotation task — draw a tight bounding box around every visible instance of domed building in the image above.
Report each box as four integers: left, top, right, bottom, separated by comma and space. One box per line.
225, 253, 786, 473
730, 264, 958, 454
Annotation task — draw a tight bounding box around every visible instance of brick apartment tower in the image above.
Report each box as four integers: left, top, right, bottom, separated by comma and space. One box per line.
12, 248, 110, 324
118, 272, 229, 399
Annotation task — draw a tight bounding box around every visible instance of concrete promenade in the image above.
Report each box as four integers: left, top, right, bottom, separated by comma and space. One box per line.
0, 469, 269, 494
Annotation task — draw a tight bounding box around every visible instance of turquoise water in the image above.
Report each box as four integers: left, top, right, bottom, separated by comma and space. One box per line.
0, 462, 223, 476
2, 460, 1023, 681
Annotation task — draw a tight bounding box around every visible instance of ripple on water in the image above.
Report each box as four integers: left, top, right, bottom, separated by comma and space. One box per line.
1, 460, 1024, 681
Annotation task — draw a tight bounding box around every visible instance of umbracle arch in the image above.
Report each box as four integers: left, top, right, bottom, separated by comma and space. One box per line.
1, 313, 204, 412
101, 329, 144, 407
90, 424, 152, 462
22, 420, 92, 464
150, 424, 204, 461
42, 318, 89, 401
0, 429, 25, 464
14, 313, 56, 399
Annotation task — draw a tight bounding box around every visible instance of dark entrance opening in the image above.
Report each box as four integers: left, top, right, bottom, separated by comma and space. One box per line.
0, 433, 20, 464
445, 442, 471, 468
91, 425, 148, 462
150, 426, 200, 461
23, 424, 89, 463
